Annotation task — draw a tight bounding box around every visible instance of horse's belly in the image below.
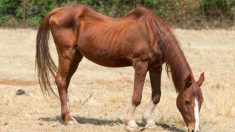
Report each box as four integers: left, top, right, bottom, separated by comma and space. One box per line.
77, 44, 132, 67
83, 52, 132, 67
86, 56, 132, 67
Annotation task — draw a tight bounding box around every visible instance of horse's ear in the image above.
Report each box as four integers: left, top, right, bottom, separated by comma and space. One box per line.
197, 72, 205, 87
185, 74, 192, 88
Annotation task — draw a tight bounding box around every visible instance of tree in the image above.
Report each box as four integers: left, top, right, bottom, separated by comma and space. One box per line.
21, 0, 29, 27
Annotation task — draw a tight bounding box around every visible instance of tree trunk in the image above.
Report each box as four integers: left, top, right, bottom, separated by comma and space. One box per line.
136, 0, 141, 6
22, 0, 29, 27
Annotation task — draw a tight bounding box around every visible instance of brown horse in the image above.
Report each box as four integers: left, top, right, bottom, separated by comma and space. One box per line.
36, 4, 205, 132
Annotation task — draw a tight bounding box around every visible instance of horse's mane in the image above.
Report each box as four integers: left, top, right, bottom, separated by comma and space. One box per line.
132, 7, 192, 92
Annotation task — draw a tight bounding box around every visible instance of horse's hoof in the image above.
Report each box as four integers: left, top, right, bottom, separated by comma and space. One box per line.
65, 117, 78, 126
125, 126, 144, 132
144, 122, 157, 129
143, 118, 157, 129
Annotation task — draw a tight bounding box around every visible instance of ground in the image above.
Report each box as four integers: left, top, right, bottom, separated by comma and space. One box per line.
0, 28, 234, 132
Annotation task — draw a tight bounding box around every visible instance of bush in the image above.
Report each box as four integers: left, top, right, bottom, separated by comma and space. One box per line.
199, 0, 235, 20
0, 0, 21, 27
27, 0, 57, 26
0, 15, 19, 27
0, 0, 21, 17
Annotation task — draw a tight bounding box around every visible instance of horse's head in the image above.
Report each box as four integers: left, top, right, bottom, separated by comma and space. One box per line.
176, 72, 205, 132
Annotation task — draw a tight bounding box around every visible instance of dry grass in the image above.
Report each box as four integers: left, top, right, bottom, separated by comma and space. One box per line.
0, 28, 235, 132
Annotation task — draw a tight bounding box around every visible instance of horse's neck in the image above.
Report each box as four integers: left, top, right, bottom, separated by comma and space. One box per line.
163, 37, 192, 91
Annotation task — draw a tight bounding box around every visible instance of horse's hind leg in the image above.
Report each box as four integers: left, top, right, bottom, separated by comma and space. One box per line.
56, 50, 83, 125
51, 25, 83, 125
142, 66, 162, 128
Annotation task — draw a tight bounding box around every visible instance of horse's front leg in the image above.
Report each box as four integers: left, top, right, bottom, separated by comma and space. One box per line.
124, 59, 148, 131
142, 66, 162, 129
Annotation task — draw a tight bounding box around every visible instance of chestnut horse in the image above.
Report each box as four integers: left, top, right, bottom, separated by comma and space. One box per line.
36, 4, 205, 132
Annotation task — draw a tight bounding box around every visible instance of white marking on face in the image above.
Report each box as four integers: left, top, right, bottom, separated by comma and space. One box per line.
194, 98, 200, 131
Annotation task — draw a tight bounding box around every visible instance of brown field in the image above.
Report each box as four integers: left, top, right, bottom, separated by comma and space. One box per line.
0, 28, 234, 132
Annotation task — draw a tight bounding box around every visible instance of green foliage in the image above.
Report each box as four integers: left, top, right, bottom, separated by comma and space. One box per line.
0, 15, 19, 27
0, 0, 21, 15
0, 0, 21, 26
27, 0, 57, 26
199, 0, 235, 20
0, 0, 234, 28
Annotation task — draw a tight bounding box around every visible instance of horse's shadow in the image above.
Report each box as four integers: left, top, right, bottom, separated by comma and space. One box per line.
156, 123, 185, 132
75, 117, 123, 126
38, 116, 185, 132
38, 116, 123, 126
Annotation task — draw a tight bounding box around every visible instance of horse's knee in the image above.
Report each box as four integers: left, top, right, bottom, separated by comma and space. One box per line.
132, 94, 142, 106
152, 94, 161, 104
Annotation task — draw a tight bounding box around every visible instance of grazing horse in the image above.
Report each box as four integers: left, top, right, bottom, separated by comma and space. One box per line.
36, 4, 205, 132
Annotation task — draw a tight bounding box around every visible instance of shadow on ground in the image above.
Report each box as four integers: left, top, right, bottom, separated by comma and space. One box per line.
38, 116, 62, 123
38, 116, 123, 126
39, 116, 185, 132
75, 117, 123, 126
157, 123, 185, 132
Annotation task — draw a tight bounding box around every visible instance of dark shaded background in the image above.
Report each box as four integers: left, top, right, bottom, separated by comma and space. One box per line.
0, 0, 234, 28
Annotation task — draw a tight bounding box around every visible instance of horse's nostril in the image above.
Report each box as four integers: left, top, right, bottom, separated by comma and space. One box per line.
191, 130, 194, 132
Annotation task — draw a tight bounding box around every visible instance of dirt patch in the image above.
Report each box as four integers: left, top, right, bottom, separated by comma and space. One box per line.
0, 79, 37, 86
